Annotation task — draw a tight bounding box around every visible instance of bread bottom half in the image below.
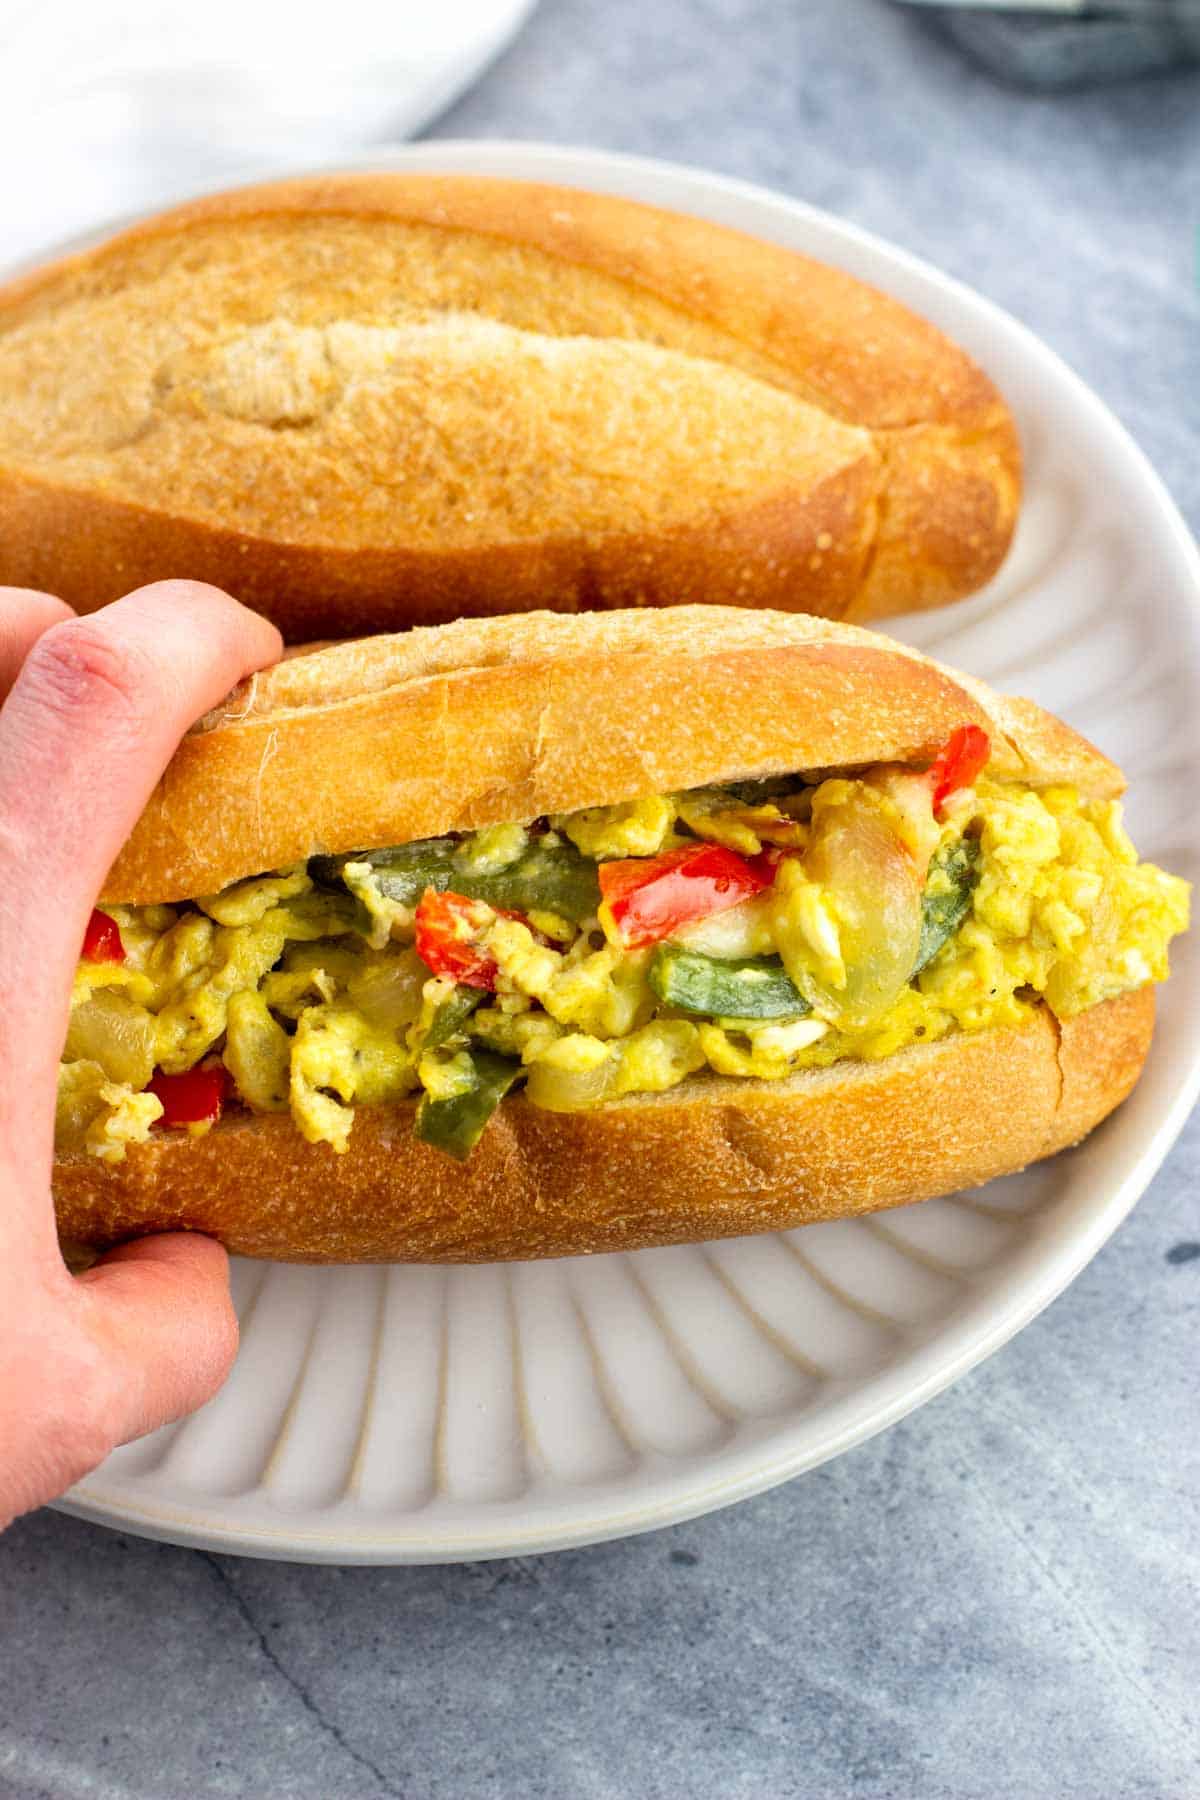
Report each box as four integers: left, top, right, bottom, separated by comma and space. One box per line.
52, 988, 1153, 1264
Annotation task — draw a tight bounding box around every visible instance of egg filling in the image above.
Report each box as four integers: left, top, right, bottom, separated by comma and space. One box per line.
59, 771, 1189, 1164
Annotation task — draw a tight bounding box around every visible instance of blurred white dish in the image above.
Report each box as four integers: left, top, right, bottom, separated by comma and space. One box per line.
0, 1, 536, 263
47, 141, 1200, 1564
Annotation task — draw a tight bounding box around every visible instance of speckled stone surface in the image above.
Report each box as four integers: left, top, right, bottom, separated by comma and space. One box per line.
2, 5, 1199, 1797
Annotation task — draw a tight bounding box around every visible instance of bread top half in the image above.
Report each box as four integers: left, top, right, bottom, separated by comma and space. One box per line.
103, 606, 1122, 903
0, 174, 1019, 626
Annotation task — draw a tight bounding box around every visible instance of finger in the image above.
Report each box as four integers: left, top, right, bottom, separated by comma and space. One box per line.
74, 1233, 239, 1440
0, 582, 281, 1167
0, 588, 75, 699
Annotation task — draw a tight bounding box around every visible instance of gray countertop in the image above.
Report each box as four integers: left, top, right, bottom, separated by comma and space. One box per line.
3, 4, 1199, 1797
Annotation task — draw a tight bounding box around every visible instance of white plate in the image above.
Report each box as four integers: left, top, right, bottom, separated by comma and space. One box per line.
53, 142, 1200, 1563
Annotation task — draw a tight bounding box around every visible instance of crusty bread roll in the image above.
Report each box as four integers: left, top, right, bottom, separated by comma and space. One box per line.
0, 175, 1020, 637
51, 607, 1156, 1264
104, 605, 1118, 905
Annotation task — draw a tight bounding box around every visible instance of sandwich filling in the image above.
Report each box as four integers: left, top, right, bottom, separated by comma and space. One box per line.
59, 729, 1189, 1164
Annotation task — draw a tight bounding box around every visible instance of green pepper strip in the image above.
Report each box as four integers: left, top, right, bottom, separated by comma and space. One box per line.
422, 986, 485, 1053
913, 837, 981, 975
414, 1051, 522, 1162
648, 945, 811, 1019
311, 838, 601, 925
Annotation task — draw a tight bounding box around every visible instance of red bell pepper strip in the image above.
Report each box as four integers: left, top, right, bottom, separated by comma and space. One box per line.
81, 908, 125, 964
928, 725, 990, 813
148, 1065, 230, 1129
414, 889, 531, 990
598, 843, 775, 949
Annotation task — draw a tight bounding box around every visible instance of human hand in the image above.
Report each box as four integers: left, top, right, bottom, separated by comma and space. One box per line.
0, 582, 282, 1529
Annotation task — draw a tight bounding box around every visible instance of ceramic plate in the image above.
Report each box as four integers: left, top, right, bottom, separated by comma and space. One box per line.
51, 143, 1200, 1563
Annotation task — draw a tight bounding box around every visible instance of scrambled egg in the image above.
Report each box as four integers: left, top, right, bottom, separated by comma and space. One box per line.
557, 795, 678, 859
59, 775, 1189, 1161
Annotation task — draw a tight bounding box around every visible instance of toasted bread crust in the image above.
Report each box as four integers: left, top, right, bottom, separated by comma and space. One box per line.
51, 989, 1154, 1263
102, 606, 1123, 904
0, 175, 1019, 634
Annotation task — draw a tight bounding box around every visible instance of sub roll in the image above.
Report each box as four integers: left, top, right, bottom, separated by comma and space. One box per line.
54, 608, 1188, 1262
0, 174, 1018, 635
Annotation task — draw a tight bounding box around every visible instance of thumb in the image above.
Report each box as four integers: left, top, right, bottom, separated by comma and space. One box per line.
75, 1235, 239, 1443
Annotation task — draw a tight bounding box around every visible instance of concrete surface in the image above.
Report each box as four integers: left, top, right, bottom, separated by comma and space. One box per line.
1, 3, 1198, 1796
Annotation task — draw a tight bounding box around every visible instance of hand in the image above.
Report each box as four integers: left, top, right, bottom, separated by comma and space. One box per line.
0, 582, 282, 1529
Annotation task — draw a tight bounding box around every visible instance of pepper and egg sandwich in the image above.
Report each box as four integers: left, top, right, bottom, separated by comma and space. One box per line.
53, 607, 1189, 1263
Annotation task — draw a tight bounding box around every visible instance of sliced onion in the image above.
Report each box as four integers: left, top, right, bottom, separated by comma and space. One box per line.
524, 1052, 623, 1112
64, 992, 157, 1090
670, 894, 775, 959
774, 785, 926, 1029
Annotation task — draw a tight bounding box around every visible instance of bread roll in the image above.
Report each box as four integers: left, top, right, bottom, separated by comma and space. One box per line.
0, 175, 1020, 637
49, 606, 1169, 1264
104, 605, 1119, 905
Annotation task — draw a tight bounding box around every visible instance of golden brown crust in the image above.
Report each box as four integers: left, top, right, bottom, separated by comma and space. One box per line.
51, 990, 1154, 1263
0, 460, 881, 640
0, 174, 1019, 634
1051, 984, 1155, 1150
101, 606, 1124, 904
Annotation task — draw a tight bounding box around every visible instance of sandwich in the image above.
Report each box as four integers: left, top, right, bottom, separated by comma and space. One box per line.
0, 174, 1018, 637
53, 606, 1189, 1263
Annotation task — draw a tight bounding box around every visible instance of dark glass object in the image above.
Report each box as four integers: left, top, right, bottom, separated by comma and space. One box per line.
895, 4, 1200, 87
